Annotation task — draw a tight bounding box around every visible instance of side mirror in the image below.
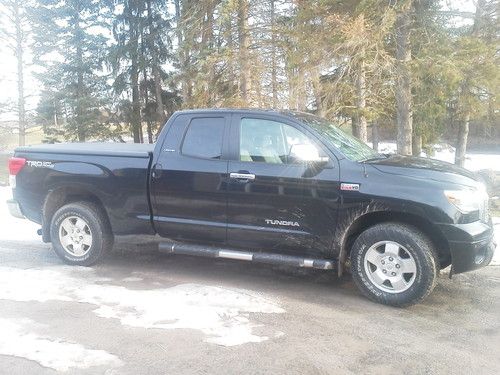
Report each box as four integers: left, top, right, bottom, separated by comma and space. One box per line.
289, 144, 331, 177
289, 143, 329, 164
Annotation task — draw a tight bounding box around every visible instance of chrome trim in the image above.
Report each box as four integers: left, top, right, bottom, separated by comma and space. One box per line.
303, 259, 314, 268
218, 250, 253, 261
229, 172, 256, 180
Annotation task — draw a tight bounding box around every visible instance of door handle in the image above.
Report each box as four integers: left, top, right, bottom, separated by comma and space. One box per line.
230, 172, 255, 181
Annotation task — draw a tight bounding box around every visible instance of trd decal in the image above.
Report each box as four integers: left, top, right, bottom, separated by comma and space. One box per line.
265, 219, 300, 227
27, 161, 54, 168
340, 183, 360, 191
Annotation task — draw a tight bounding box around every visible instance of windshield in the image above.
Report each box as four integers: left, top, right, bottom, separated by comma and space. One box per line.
289, 112, 382, 162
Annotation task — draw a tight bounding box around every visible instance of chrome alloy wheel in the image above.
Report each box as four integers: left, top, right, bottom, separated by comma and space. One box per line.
58, 216, 93, 257
363, 241, 417, 293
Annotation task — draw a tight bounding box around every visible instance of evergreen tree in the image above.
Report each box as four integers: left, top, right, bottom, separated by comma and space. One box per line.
32, 0, 111, 142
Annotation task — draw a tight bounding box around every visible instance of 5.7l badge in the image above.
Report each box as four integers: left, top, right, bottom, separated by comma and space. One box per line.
340, 183, 360, 191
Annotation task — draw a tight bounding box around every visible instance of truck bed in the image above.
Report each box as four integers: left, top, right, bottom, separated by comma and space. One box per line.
13, 142, 154, 235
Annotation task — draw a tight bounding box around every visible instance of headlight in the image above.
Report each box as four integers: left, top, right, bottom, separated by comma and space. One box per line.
444, 186, 487, 213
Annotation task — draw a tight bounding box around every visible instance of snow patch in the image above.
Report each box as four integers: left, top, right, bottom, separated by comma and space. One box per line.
0, 265, 285, 346
0, 318, 122, 372
492, 217, 500, 266
0, 187, 40, 242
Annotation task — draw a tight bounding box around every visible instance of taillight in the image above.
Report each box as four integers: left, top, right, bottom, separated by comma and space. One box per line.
8, 157, 26, 175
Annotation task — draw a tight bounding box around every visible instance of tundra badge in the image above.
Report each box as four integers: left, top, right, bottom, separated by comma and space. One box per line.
265, 219, 300, 227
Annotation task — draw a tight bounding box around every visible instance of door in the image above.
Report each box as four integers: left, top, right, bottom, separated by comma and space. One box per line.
151, 114, 230, 243
227, 115, 341, 256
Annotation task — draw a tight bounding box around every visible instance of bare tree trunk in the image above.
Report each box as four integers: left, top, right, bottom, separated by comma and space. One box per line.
131, 64, 142, 143
13, 1, 25, 146
202, 0, 216, 105
412, 134, 422, 156
453, 0, 485, 165
455, 112, 469, 167
352, 60, 367, 142
126, 1, 142, 143
224, 9, 235, 92
270, 0, 277, 107
296, 67, 306, 111
152, 67, 165, 124
311, 67, 325, 117
287, 67, 296, 109
395, 5, 413, 155
372, 120, 379, 151
175, 0, 192, 105
74, 8, 86, 142
146, 0, 166, 126
237, 0, 249, 102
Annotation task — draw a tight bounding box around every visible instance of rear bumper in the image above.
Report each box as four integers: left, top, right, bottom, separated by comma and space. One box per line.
438, 220, 496, 274
6, 199, 25, 219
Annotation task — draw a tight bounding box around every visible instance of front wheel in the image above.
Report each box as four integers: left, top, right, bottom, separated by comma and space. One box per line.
50, 201, 113, 266
350, 223, 438, 307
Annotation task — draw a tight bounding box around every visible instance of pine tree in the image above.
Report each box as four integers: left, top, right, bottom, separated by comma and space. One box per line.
32, 0, 111, 142
451, 0, 498, 166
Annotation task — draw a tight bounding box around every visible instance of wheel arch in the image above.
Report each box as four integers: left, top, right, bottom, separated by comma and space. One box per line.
340, 211, 451, 272
41, 186, 111, 242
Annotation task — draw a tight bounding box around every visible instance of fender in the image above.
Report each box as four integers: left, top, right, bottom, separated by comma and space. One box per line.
333, 200, 449, 277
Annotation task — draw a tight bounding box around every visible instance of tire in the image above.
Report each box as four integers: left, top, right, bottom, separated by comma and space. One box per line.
350, 223, 437, 307
50, 201, 113, 266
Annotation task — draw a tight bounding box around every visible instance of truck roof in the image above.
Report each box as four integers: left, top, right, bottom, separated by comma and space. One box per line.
174, 108, 307, 119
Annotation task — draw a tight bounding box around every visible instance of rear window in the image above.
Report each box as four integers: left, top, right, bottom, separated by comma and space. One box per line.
181, 117, 225, 159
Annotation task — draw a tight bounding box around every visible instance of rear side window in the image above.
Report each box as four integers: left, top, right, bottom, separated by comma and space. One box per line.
182, 117, 225, 159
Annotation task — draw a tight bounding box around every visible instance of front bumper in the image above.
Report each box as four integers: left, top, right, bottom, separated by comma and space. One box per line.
7, 199, 25, 219
438, 220, 496, 274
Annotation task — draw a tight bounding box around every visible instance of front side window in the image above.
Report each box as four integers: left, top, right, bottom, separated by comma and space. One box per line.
239, 118, 325, 164
182, 117, 225, 159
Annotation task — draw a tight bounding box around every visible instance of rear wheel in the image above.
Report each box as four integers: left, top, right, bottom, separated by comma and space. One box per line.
350, 223, 437, 307
50, 201, 113, 266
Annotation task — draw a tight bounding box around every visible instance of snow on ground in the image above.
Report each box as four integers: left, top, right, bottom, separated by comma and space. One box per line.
0, 318, 123, 372
0, 264, 285, 346
1, 187, 285, 347
0, 187, 40, 242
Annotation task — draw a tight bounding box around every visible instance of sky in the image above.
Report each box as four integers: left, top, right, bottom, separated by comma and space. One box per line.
0, 0, 478, 122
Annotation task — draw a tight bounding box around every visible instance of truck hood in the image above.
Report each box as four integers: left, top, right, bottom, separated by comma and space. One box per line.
366, 155, 480, 187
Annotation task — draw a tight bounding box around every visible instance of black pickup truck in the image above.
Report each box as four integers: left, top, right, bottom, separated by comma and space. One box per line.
7, 109, 495, 306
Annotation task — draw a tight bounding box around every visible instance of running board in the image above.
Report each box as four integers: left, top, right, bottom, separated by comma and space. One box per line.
158, 242, 335, 270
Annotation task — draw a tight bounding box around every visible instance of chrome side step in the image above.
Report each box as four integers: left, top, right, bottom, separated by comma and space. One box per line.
158, 242, 335, 270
